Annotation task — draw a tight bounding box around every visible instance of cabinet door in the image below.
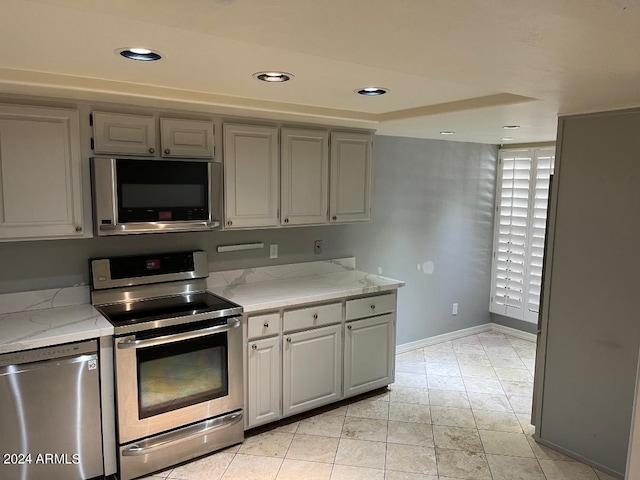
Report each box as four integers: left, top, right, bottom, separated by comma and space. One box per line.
92, 112, 156, 156
330, 132, 372, 222
0, 105, 84, 240
344, 314, 395, 398
247, 336, 281, 428
160, 118, 214, 158
223, 124, 279, 228
283, 324, 342, 416
281, 128, 329, 225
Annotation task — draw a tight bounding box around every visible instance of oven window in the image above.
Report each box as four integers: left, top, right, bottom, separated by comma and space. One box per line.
136, 333, 228, 419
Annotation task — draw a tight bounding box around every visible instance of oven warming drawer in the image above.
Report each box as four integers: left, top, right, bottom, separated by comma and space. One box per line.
119, 410, 243, 480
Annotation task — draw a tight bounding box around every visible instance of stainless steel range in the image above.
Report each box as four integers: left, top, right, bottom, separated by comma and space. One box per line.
90, 250, 243, 480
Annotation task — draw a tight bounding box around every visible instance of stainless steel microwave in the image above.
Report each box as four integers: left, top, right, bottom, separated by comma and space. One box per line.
91, 157, 222, 236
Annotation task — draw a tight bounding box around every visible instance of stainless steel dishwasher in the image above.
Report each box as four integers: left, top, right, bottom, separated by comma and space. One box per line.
0, 339, 104, 480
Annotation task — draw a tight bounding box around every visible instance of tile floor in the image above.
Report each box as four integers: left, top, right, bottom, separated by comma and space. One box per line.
144, 331, 618, 480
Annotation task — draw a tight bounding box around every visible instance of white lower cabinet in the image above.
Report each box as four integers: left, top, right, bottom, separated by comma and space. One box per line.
344, 314, 395, 398
283, 323, 342, 416
247, 336, 281, 428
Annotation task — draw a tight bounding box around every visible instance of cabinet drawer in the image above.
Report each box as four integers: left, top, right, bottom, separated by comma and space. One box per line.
247, 313, 281, 340
346, 293, 395, 320
283, 303, 341, 332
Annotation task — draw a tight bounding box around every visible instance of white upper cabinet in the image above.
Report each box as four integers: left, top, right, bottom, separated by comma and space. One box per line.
92, 112, 215, 158
223, 124, 279, 228
330, 132, 372, 223
160, 118, 214, 158
92, 112, 157, 156
280, 128, 329, 225
0, 104, 85, 241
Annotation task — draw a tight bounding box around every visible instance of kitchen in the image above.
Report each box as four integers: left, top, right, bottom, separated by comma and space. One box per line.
1, 1, 640, 479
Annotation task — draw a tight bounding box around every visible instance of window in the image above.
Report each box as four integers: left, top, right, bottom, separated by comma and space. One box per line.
490, 147, 555, 323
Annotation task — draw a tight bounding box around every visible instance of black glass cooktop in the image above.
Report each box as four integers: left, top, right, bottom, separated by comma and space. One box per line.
95, 292, 239, 328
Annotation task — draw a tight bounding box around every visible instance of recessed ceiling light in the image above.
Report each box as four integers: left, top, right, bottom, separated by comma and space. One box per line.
502, 125, 520, 130
355, 87, 389, 96
440, 131, 455, 135
253, 71, 294, 82
116, 47, 163, 61
501, 137, 515, 141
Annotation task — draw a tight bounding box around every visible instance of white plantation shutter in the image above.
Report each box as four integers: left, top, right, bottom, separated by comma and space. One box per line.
490, 147, 555, 323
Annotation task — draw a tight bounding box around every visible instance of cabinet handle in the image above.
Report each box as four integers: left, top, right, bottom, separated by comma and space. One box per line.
286, 338, 291, 343
164, 148, 171, 155
227, 220, 233, 226
347, 325, 352, 330
284, 218, 289, 223
75, 226, 83, 233
263, 322, 269, 328
149, 147, 155, 154
313, 313, 318, 320
332, 216, 337, 221
371, 304, 376, 310
251, 344, 257, 350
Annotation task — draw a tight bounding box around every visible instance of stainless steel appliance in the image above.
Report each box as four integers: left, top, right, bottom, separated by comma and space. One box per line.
91, 157, 222, 236
90, 250, 244, 480
0, 340, 104, 480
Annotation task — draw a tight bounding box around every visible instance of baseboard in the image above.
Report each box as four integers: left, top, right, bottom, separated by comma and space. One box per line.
396, 322, 537, 354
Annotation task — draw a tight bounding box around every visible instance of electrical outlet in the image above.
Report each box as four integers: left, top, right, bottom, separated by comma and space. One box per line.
269, 244, 278, 259
452, 303, 458, 316
314, 239, 323, 255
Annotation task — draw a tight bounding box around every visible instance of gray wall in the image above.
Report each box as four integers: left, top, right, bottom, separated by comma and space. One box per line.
538, 109, 640, 475
491, 313, 537, 335
0, 135, 497, 346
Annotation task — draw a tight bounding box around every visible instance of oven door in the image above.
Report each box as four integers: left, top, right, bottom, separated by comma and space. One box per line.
114, 317, 242, 444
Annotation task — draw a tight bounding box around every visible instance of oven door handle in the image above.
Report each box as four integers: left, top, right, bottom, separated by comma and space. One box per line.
116, 317, 241, 349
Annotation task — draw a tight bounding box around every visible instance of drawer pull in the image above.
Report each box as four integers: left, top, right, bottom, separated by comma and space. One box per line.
313, 313, 318, 319
371, 304, 376, 310
286, 337, 292, 343
149, 147, 155, 154
251, 344, 257, 350
263, 322, 269, 328
347, 325, 352, 330
164, 148, 171, 154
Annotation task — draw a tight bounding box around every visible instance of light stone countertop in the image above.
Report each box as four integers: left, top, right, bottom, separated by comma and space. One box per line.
207, 269, 405, 313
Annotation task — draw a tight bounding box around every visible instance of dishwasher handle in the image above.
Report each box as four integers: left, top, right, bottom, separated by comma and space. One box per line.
117, 317, 241, 349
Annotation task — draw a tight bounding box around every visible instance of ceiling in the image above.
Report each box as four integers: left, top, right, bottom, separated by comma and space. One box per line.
2, 0, 640, 144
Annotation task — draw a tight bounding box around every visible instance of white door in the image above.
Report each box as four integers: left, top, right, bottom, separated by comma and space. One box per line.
330, 132, 372, 223
281, 128, 329, 225
247, 336, 281, 428
160, 118, 214, 158
283, 324, 342, 416
223, 124, 279, 228
344, 314, 395, 397
92, 112, 157, 156
0, 105, 84, 240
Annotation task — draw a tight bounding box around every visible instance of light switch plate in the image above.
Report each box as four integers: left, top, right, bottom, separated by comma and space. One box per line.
269, 244, 278, 259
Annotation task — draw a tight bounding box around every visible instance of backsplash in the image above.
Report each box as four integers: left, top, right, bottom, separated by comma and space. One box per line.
0, 285, 90, 315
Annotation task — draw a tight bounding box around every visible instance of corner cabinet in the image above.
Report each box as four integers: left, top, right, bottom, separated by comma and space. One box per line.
0, 104, 85, 241
330, 132, 372, 223
223, 124, 279, 229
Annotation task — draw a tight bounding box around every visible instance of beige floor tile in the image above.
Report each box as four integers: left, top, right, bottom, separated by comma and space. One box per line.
388, 402, 431, 424
238, 431, 294, 457
285, 434, 339, 463
473, 410, 522, 433
593, 468, 619, 480
297, 413, 345, 438
146, 476, 168, 479
428, 390, 470, 409
273, 420, 300, 433
458, 364, 497, 379
516, 413, 536, 436
508, 394, 533, 414
452, 335, 482, 345
276, 459, 332, 480
221, 454, 283, 480
347, 398, 390, 420
394, 372, 428, 388
424, 362, 461, 377
423, 341, 455, 353
500, 379, 534, 397
330, 464, 384, 480
388, 386, 429, 405
526, 436, 578, 462
455, 353, 491, 366
521, 357, 536, 370
538, 459, 600, 479
463, 376, 504, 394
334, 438, 386, 469
387, 421, 434, 446
342, 416, 388, 442
385, 443, 437, 475
396, 350, 425, 364
426, 374, 465, 392
487, 454, 545, 480
435, 448, 491, 479
430, 406, 476, 428
479, 430, 535, 457
396, 362, 427, 374
453, 343, 486, 355
494, 367, 533, 382
384, 471, 437, 480
489, 356, 527, 369
167, 452, 234, 480
423, 350, 458, 363
433, 425, 483, 452
319, 404, 349, 416
467, 392, 512, 412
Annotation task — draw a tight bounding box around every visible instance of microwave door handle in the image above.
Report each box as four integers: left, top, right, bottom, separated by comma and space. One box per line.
117, 317, 241, 349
